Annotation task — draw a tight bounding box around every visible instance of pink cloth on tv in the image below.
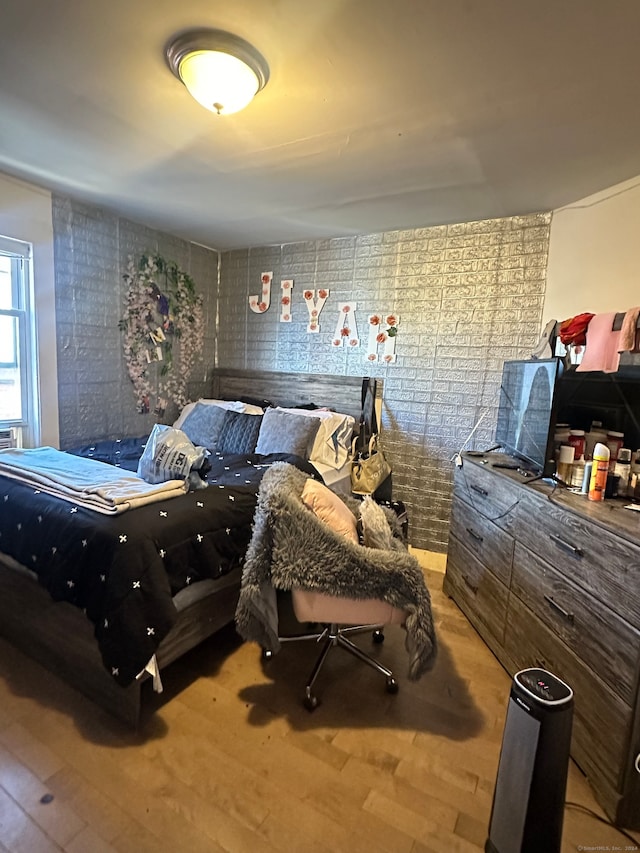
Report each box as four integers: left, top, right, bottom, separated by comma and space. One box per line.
576, 312, 621, 373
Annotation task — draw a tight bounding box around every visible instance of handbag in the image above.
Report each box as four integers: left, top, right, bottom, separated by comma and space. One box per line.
351, 434, 392, 496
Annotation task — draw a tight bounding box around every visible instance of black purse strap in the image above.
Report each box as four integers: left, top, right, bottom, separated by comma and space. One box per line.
355, 377, 378, 455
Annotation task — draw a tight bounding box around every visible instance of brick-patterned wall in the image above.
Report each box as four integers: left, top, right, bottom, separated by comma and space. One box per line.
53, 196, 218, 449
219, 214, 551, 551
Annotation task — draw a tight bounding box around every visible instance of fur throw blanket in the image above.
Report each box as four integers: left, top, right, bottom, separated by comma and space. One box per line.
235, 463, 437, 680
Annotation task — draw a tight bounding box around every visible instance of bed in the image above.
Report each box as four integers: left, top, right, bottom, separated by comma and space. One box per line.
0, 369, 372, 726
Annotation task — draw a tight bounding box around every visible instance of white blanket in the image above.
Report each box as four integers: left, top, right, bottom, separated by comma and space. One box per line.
0, 447, 187, 514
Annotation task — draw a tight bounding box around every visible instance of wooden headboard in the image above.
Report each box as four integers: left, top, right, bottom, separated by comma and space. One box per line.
210, 368, 381, 424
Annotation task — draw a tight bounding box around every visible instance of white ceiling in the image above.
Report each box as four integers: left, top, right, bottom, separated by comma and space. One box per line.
1, 0, 640, 250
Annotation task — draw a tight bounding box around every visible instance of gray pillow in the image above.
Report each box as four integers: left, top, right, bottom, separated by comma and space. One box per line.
255, 408, 321, 459
217, 410, 263, 454
180, 402, 227, 450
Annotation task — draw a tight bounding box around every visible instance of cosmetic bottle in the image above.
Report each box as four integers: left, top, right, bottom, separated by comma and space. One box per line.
629, 450, 640, 494
585, 422, 607, 460
613, 448, 632, 497
606, 431, 624, 464
581, 461, 593, 494
588, 442, 610, 502
570, 455, 586, 490
568, 430, 585, 460
556, 445, 575, 483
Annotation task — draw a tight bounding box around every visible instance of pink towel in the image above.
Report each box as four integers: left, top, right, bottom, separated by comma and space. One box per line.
576, 312, 621, 373
619, 306, 640, 352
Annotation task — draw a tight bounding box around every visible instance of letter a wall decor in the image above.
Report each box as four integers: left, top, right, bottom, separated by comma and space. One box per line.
280, 279, 294, 322
303, 288, 329, 333
249, 271, 273, 313
366, 313, 399, 363
332, 303, 359, 348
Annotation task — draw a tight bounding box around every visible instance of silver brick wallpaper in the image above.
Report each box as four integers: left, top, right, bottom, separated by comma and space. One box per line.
52, 195, 218, 449
218, 214, 551, 551
51, 192, 549, 551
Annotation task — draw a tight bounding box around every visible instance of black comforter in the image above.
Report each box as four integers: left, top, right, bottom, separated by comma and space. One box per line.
0, 449, 318, 686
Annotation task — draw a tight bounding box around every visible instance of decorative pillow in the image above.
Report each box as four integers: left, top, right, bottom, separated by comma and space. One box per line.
173, 399, 262, 429
275, 408, 355, 469
301, 478, 359, 543
255, 408, 321, 459
359, 496, 393, 550
217, 410, 263, 454
179, 402, 227, 450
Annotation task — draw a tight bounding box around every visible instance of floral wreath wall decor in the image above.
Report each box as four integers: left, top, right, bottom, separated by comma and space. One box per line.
119, 253, 204, 415
366, 313, 399, 363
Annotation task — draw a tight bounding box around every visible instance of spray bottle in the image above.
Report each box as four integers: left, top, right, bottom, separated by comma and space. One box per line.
588, 442, 610, 502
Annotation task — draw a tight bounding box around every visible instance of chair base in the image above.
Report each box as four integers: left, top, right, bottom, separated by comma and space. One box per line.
266, 624, 399, 711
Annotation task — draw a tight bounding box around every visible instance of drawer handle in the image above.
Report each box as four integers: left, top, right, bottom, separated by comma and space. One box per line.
544, 594, 575, 624
466, 527, 484, 544
549, 533, 583, 558
463, 575, 479, 594
471, 484, 489, 497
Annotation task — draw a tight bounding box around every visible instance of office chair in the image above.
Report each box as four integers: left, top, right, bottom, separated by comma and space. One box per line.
264, 589, 406, 710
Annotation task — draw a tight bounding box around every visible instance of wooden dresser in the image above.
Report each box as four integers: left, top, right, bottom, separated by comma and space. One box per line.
443, 452, 640, 829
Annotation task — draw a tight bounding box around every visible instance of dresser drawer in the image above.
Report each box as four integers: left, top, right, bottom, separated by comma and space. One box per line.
444, 535, 509, 646
514, 491, 640, 629
505, 595, 631, 792
511, 543, 640, 705
450, 497, 514, 587
454, 459, 521, 530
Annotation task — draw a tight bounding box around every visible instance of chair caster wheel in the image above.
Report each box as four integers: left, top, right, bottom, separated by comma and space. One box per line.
304, 691, 320, 712
385, 676, 399, 694
372, 629, 385, 644
262, 648, 273, 661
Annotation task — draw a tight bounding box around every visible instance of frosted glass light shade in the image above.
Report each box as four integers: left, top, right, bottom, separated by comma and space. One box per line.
179, 51, 260, 115
165, 29, 269, 116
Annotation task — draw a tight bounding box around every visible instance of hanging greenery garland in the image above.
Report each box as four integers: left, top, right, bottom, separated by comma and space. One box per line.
119, 253, 204, 415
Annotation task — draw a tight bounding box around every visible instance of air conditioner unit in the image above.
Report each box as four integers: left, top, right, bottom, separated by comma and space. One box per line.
0, 428, 20, 449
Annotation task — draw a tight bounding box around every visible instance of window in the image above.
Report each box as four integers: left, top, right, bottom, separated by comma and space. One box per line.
0, 236, 34, 431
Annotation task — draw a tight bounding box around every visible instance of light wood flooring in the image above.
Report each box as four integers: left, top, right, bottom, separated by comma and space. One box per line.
0, 551, 638, 852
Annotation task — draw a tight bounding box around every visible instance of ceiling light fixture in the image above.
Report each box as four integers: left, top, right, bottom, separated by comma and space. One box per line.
165, 28, 269, 116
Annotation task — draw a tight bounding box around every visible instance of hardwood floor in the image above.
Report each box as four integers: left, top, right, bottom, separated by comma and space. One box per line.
0, 552, 637, 852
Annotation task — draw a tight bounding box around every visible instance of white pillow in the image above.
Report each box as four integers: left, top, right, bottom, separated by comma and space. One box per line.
275, 408, 355, 469
231, 402, 265, 415
173, 399, 263, 429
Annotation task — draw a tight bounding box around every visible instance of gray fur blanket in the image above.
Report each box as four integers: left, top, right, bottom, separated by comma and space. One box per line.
235, 463, 437, 680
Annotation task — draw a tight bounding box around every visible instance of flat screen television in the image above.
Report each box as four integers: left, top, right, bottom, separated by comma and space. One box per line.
495, 358, 563, 475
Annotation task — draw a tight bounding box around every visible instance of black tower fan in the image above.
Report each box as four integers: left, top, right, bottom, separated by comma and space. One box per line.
486, 668, 574, 853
